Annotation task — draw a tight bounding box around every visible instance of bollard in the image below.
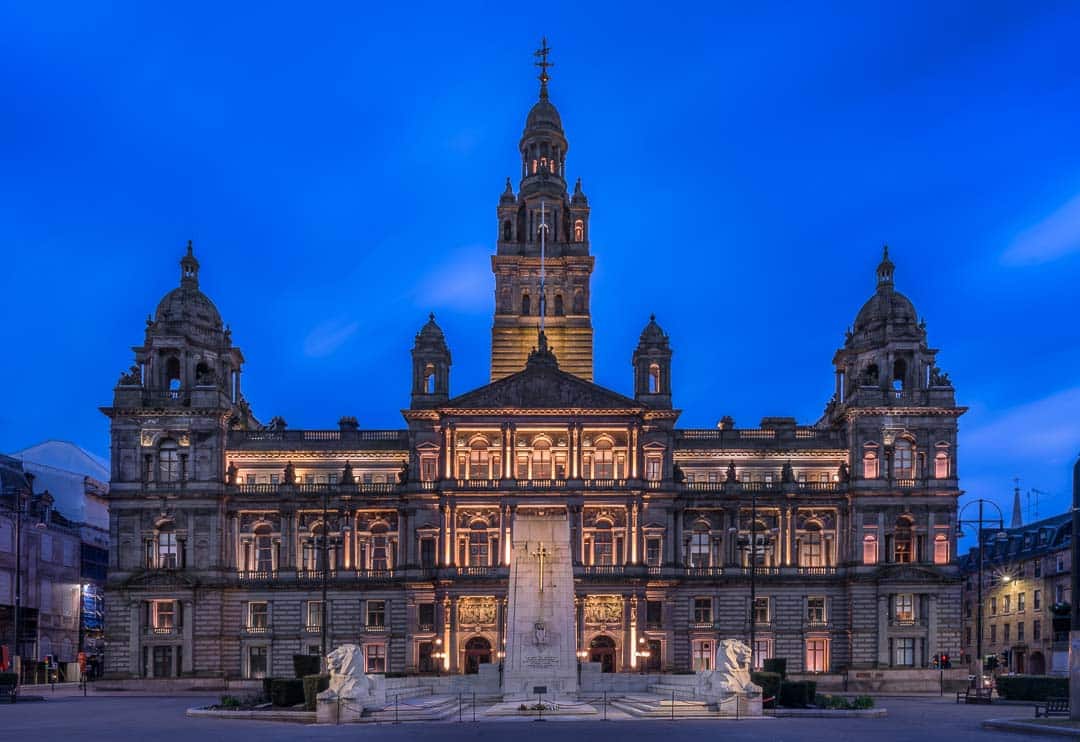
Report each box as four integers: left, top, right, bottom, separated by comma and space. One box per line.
603, 690, 607, 721
472, 691, 476, 722
671, 690, 675, 720
394, 693, 400, 724
458, 692, 463, 722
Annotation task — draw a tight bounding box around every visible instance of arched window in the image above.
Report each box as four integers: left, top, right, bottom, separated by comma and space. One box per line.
370, 523, 389, 571
593, 522, 613, 565
862, 444, 879, 479
689, 526, 710, 568
156, 523, 177, 569
863, 363, 879, 386
502, 220, 512, 241
799, 522, 824, 567
159, 439, 180, 483
574, 219, 584, 242
554, 294, 564, 316
532, 439, 551, 479
892, 358, 907, 396
165, 357, 182, 397
894, 439, 914, 479
935, 446, 950, 479
254, 524, 273, 572
893, 518, 914, 563
521, 293, 531, 316
424, 363, 436, 394
933, 533, 950, 565
862, 534, 878, 565
649, 363, 661, 394
594, 439, 614, 479
469, 439, 489, 480
468, 521, 489, 566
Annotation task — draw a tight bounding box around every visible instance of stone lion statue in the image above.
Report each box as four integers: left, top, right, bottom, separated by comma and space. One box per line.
696, 639, 761, 698
317, 644, 374, 703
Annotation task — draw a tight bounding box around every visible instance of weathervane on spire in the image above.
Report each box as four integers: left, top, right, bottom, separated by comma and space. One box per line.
534, 36, 553, 96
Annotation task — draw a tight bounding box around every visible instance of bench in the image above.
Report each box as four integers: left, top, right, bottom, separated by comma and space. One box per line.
1035, 698, 1070, 718
956, 688, 993, 704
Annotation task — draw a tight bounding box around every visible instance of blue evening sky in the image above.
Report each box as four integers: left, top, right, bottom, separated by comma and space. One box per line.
2, 2, 1078, 536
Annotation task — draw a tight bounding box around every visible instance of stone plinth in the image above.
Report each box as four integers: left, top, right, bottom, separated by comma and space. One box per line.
502, 508, 577, 698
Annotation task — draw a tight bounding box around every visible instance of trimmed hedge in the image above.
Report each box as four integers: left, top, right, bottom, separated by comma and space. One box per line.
269, 678, 305, 708
293, 654, 321, 679
995, 675, 1068, 701
303, 674, 330, 711
762, 658, 787, 679
819, 694, 875, 710
779, 680, 817, 708
751, 671, 782, 708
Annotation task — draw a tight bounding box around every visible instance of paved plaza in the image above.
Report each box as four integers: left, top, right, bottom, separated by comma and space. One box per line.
0, 693, 1060, 741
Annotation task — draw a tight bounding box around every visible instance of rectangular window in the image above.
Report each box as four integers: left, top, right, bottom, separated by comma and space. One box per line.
895, 594, 914, 624
1004, 623, 1011, 642
645, 538, 662, 567
248, 601, 268, 631
807, 596, 826, 624
753, 638, 772, 670
693, 597, 712, 624
418, 602, 435, 630
692, 640, 712, 671
1017, 622, 1025, 641
990, 624, 997, 642
990, 597, 997, 616
933, 535, 949, 565
306, 601, 324, 632
152, 646, 173, 678
645, 456, 661, 481
1018, 593, 1026, 612
862, 535, 878, 565
249, 646, 268, 679
1034, 620, 1042, 640
894, 638, 914, 667
418, 641, 434, 673
366, 600, 386, 628
1034, 560, 1042, 578
420, 538, 436, 568
646, 600, 662, 628
753, 596, 770, 625
365, 645, 386, 673
1004, 595, 1011, 613
806, 638, 829, 672
157, 532, 178, 569
1057, 584, 1065, 603
1034, 590, 1042, 610
154, 600, 175, 631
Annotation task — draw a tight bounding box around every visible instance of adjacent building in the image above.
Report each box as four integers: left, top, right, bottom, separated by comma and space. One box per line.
101, 56, 964, 681
959, 513, 1072, 676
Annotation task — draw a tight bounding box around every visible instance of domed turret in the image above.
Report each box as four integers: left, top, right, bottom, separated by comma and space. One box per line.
633, 314, 673, 408
411, 313, 451, 408
848, 245, 923, 348
152, 241, 224, 333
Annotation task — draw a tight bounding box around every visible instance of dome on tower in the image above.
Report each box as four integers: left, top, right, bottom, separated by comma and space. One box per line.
153, 241, 223, 331
638, 314, 669, 347
414, 313, 447, 347
848, 245, 924, 347
525, 96, 563, 133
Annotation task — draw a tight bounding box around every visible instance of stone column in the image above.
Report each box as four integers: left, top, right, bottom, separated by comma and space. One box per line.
927, 593, 938, 661
449, 502, 457, 566
630, 425, 639, 480
877, 594, 889, 665
631, 501, 640, 564
182, 600, 194, 673
508, 424, 517, 479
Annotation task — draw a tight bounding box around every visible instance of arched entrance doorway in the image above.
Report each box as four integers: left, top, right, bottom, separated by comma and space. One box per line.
1030, 651, 1046, 675
589, 635, 616, 673
463, 636, 491, 674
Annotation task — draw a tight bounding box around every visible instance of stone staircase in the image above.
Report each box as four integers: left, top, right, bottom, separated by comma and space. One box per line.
365, 693, 498, 722
610, 691, 721, 719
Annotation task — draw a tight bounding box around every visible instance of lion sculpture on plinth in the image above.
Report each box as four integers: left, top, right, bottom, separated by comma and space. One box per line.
318, 644, 375, 703
696, 639, 761, 698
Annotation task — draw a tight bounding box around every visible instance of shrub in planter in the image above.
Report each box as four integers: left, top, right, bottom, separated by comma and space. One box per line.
852, 696, 874, 709
293, 654, 321, 679
762, 658, 787, 679
779, 680, 812, 708
302, 674, 330, 711
995, 675, 1068, 701
269, 678, 306, 708
751, 671, 782, 708
261, 677, 276, 702
219, 694, 241, 709
805, 680, 817, 706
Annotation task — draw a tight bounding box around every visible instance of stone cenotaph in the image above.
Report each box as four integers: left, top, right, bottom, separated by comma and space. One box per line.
502, 508, 578, 698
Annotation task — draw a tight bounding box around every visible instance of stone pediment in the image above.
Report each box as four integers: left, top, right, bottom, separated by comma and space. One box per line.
445, 363, 641, 411
123, 570, 197, 589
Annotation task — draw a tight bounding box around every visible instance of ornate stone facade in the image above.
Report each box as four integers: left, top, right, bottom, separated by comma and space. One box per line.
101, 53, 963, 681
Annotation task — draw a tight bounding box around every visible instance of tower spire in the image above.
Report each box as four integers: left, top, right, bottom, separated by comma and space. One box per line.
1011, 477, 1023, 528
534, 36, 553, 99
180, 239, 200, 288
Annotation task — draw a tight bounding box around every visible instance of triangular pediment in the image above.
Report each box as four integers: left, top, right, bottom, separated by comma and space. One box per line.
445, 363, 642, 411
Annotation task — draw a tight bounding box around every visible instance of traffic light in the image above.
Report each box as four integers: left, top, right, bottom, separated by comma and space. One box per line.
931, 653, 940, 669
941, 653, 951, 669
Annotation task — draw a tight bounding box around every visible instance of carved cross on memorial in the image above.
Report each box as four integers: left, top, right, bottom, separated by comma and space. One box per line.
531, 541, 551, 593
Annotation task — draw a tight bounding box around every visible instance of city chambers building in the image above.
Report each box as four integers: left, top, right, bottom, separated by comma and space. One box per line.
101, 57, 965, 682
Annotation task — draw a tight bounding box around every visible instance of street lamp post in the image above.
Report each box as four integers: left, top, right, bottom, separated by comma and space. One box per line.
737, 486, 771, 671
320, 485, 330, 666
957, 498, 1005, 691
1070, 454, 1080, 720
